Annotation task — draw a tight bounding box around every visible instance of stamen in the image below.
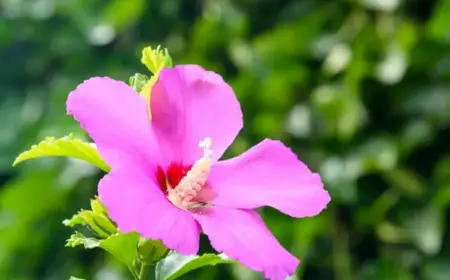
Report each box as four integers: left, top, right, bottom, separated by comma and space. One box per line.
167, 137, 213, 209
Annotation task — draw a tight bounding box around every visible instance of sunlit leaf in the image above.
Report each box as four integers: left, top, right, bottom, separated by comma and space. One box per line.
100, 232, 140, 266
428, 0, 450, 42
103, 0, 146, 30
13, 134, 110, 172
69, 277, 85, 280
155, 252, 235, 280
405, 207, 444, 256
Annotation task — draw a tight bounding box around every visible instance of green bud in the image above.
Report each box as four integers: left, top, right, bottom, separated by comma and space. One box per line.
137, 238, 169, 264
79, 210, 117, 238
129, 73, 150, 93
90, 197, 109, 215
63, 213, 87, 227
141, 45, 173, 74
63, 197, 117, 238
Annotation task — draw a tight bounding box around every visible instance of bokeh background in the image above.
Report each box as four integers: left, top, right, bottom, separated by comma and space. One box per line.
1, 0, 450, 279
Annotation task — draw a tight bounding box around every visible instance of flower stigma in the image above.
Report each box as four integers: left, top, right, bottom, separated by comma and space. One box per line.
167, 137, 213, 210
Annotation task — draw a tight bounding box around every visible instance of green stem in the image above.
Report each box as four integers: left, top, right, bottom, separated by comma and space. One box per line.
139, 263, 151, 280
330, 207, 353, 280
128, 264, 139, 280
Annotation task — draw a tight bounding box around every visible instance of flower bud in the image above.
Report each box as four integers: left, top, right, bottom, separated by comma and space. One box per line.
141, 45, 172, 74
137, 238, 169, 264
129, 73, 149, 93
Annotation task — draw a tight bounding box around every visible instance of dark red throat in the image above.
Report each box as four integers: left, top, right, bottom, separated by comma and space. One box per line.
156, 163, 192, 195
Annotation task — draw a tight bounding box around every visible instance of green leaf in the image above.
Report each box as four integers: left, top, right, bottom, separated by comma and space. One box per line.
103, 0, 146, 31
384, 167, 424, 198
421, 259, 450, 280
405, 207, 444, 256
13, 134, 110, 172
428, 0, 450, 42
155, 252, 235, 280
359, 258, 413, 280
66, 231, 140, 267
100, 232, 140, 266
69, 277, 85, 280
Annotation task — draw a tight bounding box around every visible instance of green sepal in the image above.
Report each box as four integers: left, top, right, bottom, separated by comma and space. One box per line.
137, 238, 169, 265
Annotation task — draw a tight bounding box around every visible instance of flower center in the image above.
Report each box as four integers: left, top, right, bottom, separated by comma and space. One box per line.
156, 137, 213, 210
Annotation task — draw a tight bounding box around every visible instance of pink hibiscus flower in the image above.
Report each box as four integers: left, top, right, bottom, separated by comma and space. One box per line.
67, 65, 330, 280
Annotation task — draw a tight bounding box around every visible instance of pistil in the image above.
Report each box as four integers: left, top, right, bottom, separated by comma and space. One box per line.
167, 137, 213, 209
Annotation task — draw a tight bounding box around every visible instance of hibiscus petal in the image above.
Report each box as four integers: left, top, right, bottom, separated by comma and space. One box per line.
67, 77, 162, 170
208, 139, 330, 218
150, 65, 242, 164
193, 206, 299, 280
98, 163, 200, 255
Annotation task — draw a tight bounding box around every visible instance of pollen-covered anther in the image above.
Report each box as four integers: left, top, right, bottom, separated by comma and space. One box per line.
168, 137, 213, 209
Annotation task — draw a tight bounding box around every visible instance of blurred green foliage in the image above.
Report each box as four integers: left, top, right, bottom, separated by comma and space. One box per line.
1, 0, 450, 279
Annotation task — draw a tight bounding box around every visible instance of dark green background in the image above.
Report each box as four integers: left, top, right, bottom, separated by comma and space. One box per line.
1, 0, 450, 279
